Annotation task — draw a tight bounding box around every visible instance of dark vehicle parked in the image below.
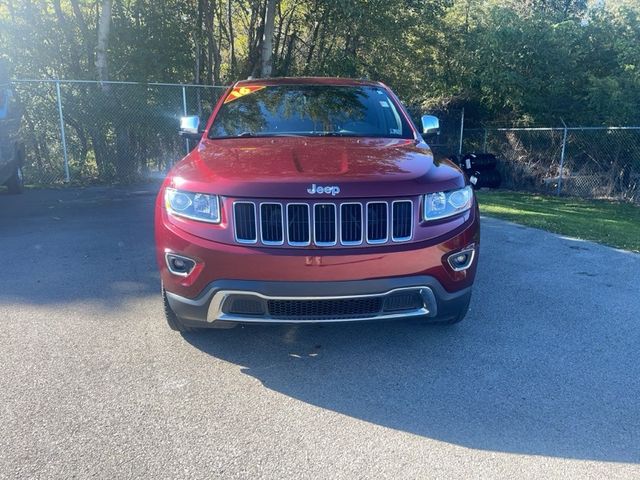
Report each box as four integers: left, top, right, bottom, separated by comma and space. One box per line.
0, 83, 25, 194
155, 77, 480, 331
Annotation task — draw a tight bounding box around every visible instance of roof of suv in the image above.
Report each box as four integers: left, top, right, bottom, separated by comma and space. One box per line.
233, 77, 384, 88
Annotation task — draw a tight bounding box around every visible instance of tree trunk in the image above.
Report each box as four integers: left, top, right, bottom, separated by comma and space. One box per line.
304, 9, 327, 75
260, 0, 277, 77
227, 0, 237, 78
277, 4, 298, 70
246, 1, 263, 77
273, 2, 284, 71
94, 0, 113, 179
23, 112, 44, 173
281, 32, 296, 76
69, 0, 94, 69
195, 0, 204, 84
52, 0, 83, 76
95, 0, 133, 181
206, 0, 222, 85
95, 0, 112, 86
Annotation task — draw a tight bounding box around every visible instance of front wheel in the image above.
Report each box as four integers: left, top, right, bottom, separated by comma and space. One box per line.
5, 165, 24, 194
436, 295, 471, 325
437, 308, 469, 325
162, 285, 198, 332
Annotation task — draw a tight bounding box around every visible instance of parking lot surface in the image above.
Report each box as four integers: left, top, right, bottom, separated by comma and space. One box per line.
1, 186, 639, 479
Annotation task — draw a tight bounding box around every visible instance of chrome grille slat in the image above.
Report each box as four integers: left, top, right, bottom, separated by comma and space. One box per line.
366, 202, 388, 244
233, 202, 257, 243
260, 203, 284, 245
340, 203, 363, 245
234, 199, 412, 247
287, 203, 311, 246
392, 200, 413, 242
314, 203, 337, 246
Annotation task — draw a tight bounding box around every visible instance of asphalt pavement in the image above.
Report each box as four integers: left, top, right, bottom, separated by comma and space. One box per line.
1, 185, 639, 479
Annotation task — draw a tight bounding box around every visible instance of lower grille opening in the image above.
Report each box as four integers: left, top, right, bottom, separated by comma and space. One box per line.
218, 288, 429, 321
382, 291, 424, 312
267, 297, 383, 320
225, 296, 266, 316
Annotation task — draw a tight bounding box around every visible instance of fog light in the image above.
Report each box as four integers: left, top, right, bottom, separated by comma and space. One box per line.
447, 245, 475, 271
173, 258, 186, 269
165, 253, 196, 276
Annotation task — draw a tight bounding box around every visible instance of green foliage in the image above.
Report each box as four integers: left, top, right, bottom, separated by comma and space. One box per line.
2, 0, 638, 125
1, 0, 639, 182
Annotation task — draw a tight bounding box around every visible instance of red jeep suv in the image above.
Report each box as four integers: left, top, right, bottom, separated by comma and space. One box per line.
155, 77, 479, 331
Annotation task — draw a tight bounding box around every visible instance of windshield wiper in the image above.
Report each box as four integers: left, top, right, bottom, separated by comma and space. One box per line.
210, 132, 350, 139
230, 132, 307, 138
309, 131, 349, 137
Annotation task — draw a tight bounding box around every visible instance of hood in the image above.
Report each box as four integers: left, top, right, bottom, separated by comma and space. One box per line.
169, 137, 465, 198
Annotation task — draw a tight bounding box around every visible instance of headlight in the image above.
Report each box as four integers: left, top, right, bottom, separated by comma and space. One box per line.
423, 186, 473, 221
165, 188, 221, 223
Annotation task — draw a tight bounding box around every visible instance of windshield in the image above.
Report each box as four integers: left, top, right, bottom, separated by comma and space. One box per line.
208, 84, 414, 140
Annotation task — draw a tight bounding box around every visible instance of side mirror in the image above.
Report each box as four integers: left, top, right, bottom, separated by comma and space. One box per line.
180, 115, 200, 133
179, 115, 202, 140
420, 115, 440, 136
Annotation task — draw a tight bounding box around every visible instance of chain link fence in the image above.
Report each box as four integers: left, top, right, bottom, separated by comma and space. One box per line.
9, 79, 227, 185
405, 105, 464, 158
463, 126, 640, 203
5, 79, 640, 204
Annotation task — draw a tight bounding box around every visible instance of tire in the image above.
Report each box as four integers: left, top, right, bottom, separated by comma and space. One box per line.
438, 309, 468, 325
5, 165, 24, 194
436, 295, 471, 325
162, 285, 198, 332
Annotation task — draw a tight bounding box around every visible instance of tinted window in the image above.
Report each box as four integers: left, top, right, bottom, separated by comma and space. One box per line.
208, 85, 414, 139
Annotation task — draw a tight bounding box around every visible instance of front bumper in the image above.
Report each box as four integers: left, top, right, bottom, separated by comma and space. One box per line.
166, 276, 472, 327
156, 204, 480, 299
156, 196, 480, 326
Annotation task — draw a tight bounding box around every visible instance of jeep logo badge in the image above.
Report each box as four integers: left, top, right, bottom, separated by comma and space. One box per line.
307, 184, 340, 196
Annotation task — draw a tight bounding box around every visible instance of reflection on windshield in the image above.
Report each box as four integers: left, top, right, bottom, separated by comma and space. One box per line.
208, 85, 413, 140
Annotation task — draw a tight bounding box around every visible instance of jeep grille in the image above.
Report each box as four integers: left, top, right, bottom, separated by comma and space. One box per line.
232, 199, 414, 247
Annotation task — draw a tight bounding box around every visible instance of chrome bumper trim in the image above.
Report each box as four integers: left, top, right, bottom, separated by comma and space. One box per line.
202, 286, 437, 324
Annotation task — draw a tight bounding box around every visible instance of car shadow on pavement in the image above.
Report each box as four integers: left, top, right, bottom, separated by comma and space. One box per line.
183, 312, 639, 463
183, 219, 640, 464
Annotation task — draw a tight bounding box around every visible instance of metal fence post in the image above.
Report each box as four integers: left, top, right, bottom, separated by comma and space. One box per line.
557, 121, 568, 196
458, 107, 465, 155
182, 85, 189, 154
483, 128, 488, 153
55, 80, 70, 183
